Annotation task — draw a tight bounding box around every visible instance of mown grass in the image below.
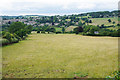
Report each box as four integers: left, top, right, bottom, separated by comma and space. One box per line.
2, 33, 118, 78
89, 17, 118, 26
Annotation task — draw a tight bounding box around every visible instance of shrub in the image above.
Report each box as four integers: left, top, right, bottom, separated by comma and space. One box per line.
13, 33, 21, 40
37, 31, 40, 33
2, 32, 13, 42
1, 38, 10, 46
106, 71, 120, 79
108, 19, 112, 23
22, 36, 27, 40
73, 26, 83, 34
11, 37, 19, 43
2, 32, 19, 44
41, 31, 45, 34
16, 29, 27, 38
56, 31, 62, 34
2, 31, 6, 36
50, 28, 56, 33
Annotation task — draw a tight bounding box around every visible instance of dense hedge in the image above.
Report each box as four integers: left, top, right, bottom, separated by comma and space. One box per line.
1, 22, 33, 46
73, 25, 120, 37
1, 38, 19, 46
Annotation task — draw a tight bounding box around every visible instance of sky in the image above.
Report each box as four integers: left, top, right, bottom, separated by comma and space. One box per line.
0, 0, 119, 16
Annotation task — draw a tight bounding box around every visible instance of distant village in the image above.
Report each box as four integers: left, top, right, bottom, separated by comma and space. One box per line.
1, 10, 119, 28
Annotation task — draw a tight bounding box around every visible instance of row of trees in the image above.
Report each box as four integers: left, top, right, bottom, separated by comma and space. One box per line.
73, 25, 120, 37
36, 27, 65, 34
2, 22, 33, 45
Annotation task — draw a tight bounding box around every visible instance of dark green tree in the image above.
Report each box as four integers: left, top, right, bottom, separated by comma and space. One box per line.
73, 26, 83, 34
62, 27, 65, 33
108, 19, 112, 23
50, 28, 56, 33
8, 22, 25, 33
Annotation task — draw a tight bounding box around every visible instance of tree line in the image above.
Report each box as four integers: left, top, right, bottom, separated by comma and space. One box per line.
73, 25, 120, 37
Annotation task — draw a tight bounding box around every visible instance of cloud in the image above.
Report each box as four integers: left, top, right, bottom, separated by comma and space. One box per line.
0, 0, 119, 16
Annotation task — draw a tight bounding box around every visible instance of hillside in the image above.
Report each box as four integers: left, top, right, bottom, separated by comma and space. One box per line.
89, 17, 118, 26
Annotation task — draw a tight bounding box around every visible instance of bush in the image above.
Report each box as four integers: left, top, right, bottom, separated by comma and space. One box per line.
2, 32, 13, 42
1, 38, 19, 46
111, 31, 119, 37
106, 71, 120, 79
37, 31, 40, 33
41, 31, 45, 34
50, 28, 56, 33
16, 29, 27, 38
11, 37, 19, 43
22, 36, 27, 40
73, 26, 83, 34
56, 31, 62, 34
1, 38, 10, 46
13, 33, 21, 40
2, 32, 19, 45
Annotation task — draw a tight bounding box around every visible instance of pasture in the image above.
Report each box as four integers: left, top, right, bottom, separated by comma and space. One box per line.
89, 17, 118, 26
2, 33, 118, 78
55, 27, 62, 32
65, 26, 78, 32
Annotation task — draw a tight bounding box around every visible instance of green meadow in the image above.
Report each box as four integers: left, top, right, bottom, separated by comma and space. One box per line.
65, 26, 78, 32
89, 17, 118, 26
2, 33, 118, 78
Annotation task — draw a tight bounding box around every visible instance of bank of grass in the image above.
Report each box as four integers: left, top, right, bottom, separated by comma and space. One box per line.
2, 33, 118, 78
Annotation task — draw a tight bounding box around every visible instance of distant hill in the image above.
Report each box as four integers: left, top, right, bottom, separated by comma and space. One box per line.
24, 15, 44, 17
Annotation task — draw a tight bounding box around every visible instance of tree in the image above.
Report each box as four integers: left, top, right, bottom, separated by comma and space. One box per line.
89, 26, 100, 34
25, 25, 33, 34
101, 24, 105, 28
89, 20, 92, 23
117, 24, 120, 26
73, 28, 79, 34
78, 21, 83, 26
73, 26, 83, 34
85, 19, 89, 25
113, 21, 115, 24
8, 21, 11, 24
2, 32, 13, 42
108, 19, 111, 23
16, 29, 26, 38
62, 27, 65, 33
89, 28, 95, 34
50, 28, 56, 33
37, 31, 40, 33
8, 22, 25, 33
83, 25, 91, 32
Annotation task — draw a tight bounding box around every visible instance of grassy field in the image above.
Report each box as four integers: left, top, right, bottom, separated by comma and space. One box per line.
89, 17, 118, 26
106, 26, 120, 30
2, 33, 118, 78
0, 47, 2, 79
65, 26, 78, 32
55, 27, 62, 32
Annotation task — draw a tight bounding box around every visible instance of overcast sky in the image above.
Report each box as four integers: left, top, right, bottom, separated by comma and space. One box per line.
0, 0, 119, 16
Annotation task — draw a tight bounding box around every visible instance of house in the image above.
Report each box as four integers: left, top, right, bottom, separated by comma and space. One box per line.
94, 31, 99, 34
54, 23, 59, 26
